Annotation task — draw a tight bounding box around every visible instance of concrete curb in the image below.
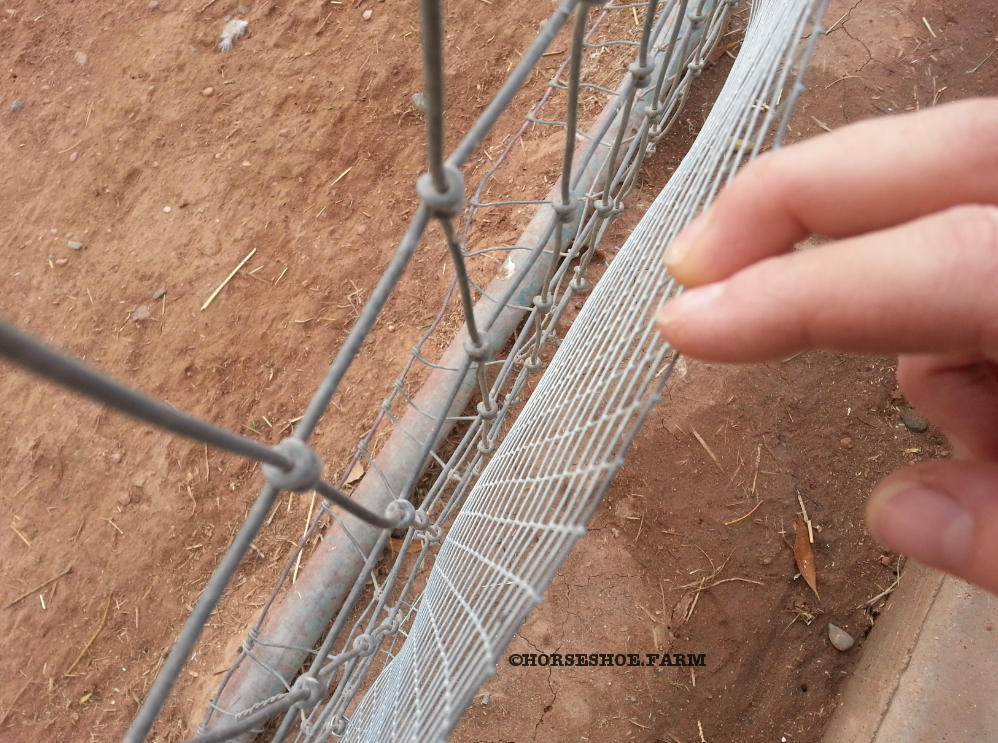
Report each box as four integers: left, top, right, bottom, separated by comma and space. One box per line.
822, 564, 997, 742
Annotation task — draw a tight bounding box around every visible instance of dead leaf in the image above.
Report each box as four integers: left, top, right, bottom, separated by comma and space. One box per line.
793, 516, 819, 599
671, 590, 696, 626
345, 461, 365, 485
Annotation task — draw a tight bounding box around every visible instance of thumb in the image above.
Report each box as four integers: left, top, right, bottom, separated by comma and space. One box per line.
867, 460, 998, 595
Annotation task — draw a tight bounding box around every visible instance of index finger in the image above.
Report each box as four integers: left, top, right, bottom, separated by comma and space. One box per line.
663, 98, 998, 287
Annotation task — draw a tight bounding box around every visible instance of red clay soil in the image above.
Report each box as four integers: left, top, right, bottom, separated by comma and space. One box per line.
1, 0, 994, 742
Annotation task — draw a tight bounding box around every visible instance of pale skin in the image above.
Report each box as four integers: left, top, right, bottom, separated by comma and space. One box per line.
655, 97, 998, 595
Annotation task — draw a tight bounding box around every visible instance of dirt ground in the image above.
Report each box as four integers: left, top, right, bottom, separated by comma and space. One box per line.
0, 0, 995, 742
454, 2, 997, 742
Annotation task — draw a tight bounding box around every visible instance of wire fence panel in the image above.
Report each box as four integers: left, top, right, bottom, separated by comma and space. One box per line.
0, 0, 827, 741
195, 3, 738, 741
337, 2, 826, 740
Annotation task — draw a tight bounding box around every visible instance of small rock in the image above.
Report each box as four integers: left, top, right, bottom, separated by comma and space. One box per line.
109, 451, 123, 464
901, 408, 929, 433
241, 160, 251, 167
74, 50, 88, 65
67, 240, 84, 250
760, 556, 772, 566
50, 228, 58, 235
362, 8, 373, 20
10, 99, 24, 112
69, 151, 79, 162
148, 0, 159, 8
152, 288, 167, 300
237, 4, 250, 13
133, 305, 152, 321
163, 205, 172, 213
411, 92, 427, 112
827, 623, 855, 652
878, 554, 894, 567
54, 257, 69, 267
201, 86, 214, 97
838, 436, 853, 449
116, 492, 134, 507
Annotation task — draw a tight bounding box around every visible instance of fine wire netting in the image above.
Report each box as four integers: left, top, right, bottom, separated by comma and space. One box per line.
337, 2, 826, 741
199, 2, 742, 740
0, 0, 828, 741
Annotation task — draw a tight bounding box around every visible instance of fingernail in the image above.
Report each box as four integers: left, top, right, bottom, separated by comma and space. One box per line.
868, 483, 973, 571
664, 208, 712, 268
656, 283, 725, 329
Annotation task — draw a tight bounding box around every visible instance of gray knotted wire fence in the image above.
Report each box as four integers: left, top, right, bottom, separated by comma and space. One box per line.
0, 0, 827, 741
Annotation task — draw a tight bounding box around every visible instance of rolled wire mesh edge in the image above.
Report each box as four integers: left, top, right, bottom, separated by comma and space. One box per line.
194, 3, 724, 741
339, 1, 828, 740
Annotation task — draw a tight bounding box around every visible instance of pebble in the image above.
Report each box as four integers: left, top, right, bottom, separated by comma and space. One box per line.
69, 152, 79, 162
50, 228, 58, 235
411, 92, 427, 112
153, 288, 167, 300
11, 99, 24, 112
133, 305, 152, 321
827, 623, 855, 652
201, 86, 214, 97
109, 451, 123, 464
54, 257, 69, 267
838, 436, 853, 449
74, 50, 88, 66
362, 8, 373, 20
148, 0, 159, 8
67, 240, 84, 250
901, 408, 929, 433
163, 205, 172, 213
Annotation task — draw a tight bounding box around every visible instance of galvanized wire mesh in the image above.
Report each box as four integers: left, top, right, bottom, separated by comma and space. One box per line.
0, 0, 827, 741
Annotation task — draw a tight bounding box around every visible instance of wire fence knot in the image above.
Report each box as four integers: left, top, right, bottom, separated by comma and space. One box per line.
550, 199, 578, 224
384, 499, 416, 529
292, 675, 325, 711
262, 438, 323, 492
593, 197, 616, 218
421, 523, 443, 546
532, 294, 553, 314
628, 60, 655, 88
417, 164, 466, 218
463, 338, 492, 363
352, 633, 379, 657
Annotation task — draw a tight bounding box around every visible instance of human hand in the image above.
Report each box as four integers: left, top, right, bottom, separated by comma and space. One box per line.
655, 98, 998, 595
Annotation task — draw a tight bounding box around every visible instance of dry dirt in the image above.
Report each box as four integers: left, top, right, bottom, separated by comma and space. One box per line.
455, 1, 997, 742
0, 0, 995, 742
